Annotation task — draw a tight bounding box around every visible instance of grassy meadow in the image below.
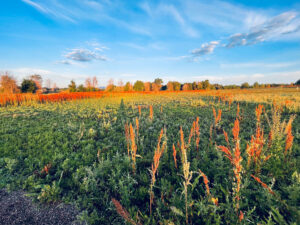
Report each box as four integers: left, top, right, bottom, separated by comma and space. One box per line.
0, 89, 299, 224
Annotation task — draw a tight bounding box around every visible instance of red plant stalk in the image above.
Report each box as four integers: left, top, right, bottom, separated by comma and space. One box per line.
150, 129, 166, 215
172, 144, 177, 169
236, 103, 240, 119
135, 117, 139, 137
199, 170, 210, 196
251, 175, 275, 195
149, 105, 153, 120
112, 198, 137, 225
285, 125, 294, 155
129, 123, 137, 173
218, 118, 242, 212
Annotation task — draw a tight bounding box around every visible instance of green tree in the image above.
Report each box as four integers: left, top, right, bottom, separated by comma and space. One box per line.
68, 80, 77, 92
21, 79, 37, 93
241, 82, 250, 89
296, 79, 300, 85
133, 80, 145, 91
77, 84, 86, 92
202, 80, 210, 89
253, 82, 259, 88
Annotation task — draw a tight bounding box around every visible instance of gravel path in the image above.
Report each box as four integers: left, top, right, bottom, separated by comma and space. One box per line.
0, 189, 85, 225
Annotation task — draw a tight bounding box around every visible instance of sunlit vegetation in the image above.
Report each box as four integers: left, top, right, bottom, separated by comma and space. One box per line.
0, 89, 299, 224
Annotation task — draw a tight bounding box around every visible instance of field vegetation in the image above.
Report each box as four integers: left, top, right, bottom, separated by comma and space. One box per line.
0, 89, 299, 224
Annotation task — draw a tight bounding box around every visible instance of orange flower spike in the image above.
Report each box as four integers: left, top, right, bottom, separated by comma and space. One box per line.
251, 175, 275, 195
135, 117, 139, 136
239, 211, 244, 222
199, 170, 210, 196
218, 146, 233, 163
138, 105, 141, 117
232, 118, 240, 141
285, 128, 294, 154
180, 126, 185, 151
212, 107, 217, 123
223, 130, 229, 146
172, 144, 177, 168
236, 103, 240, 118
255, 104, 263, 122
149, 105, 153, 120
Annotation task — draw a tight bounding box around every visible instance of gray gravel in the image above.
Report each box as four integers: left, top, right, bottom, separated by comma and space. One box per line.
0, 189, 85, 225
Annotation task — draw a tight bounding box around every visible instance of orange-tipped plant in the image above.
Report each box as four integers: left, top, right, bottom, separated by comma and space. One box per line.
135, 117, 139, 137
112, 198, 137, 225
285, 123, 294, 155
251, 175, 275, 195
172, 143, 177, 169
212, 107, 222, 126
149, 105, 153, 120
129, 123, 138, 173
218, 118, 243, 213
149, 128, 166, 215
199, 170, 210, 196
138, 105, 141, 117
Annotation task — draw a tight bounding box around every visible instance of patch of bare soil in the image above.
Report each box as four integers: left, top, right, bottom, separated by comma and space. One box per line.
0, 189, 85, 225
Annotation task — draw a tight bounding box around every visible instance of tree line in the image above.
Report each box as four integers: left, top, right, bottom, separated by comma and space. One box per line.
1, 71, 299, 94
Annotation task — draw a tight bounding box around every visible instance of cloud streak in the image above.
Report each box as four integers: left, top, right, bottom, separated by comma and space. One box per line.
64, 48, 107, 62
226, 11, 299, 47
191, 41, 219, 57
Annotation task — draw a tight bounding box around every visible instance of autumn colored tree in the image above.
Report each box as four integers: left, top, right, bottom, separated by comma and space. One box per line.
144, 82, 151, 91
106, 79, 115, 92
124, 82, 132, 91
92, 76, 98, 89
167, 81, 174, 91
0, 73, 19, 93
29, 74, 42, 92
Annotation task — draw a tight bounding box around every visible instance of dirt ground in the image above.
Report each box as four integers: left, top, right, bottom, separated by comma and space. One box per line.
0, 189, 85, 225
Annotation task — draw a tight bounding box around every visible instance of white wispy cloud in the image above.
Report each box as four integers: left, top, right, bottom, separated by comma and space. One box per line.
191, 41, 219, 57
226, 11, 299, 47
64, 48, 107, 62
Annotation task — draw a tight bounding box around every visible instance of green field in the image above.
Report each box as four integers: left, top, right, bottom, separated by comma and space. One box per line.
0, 92, 299, 224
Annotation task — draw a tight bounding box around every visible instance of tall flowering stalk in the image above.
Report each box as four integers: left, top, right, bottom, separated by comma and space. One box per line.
112, 198, 137, 225
212, 107, 222, 126
129, 123, 137, 174
218, 118, 243, 218
149, 129, 166, 215
285, 120, 294, 155
236, 103, 240, 119
135, 117, 139, 137
188, 117, 200, 150
251, 175, 275, 195
199, 170, 210, 196
180, 127, 193, 224
149, 105, 153, 120
138, 105, 141, 117
172, 144, 177, 169
247, 104, 266, 172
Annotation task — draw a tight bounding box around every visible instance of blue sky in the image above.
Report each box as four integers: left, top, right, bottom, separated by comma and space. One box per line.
1, 0, 300, 87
